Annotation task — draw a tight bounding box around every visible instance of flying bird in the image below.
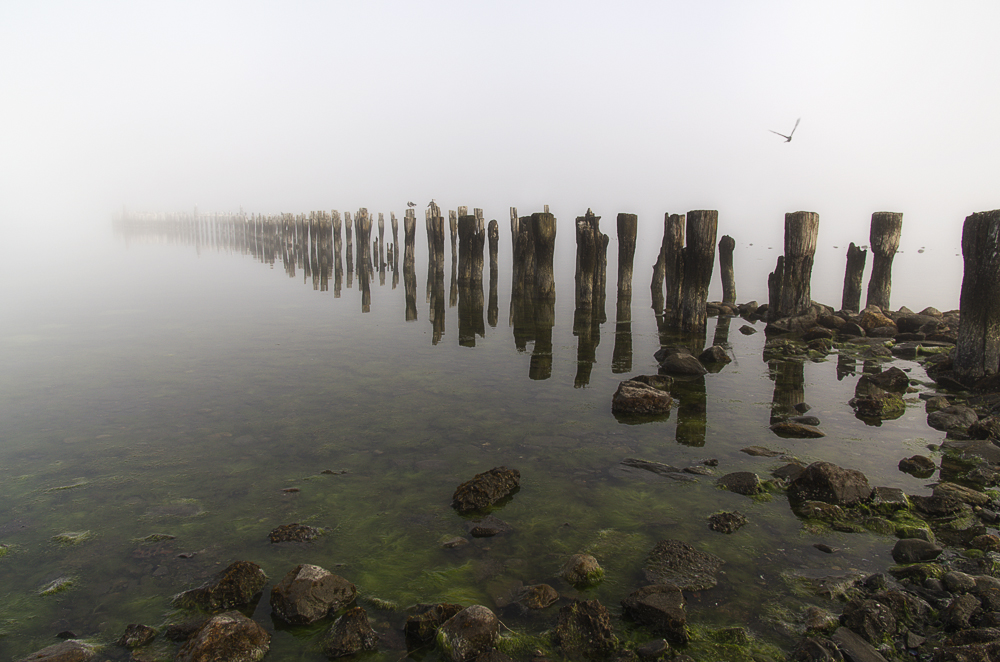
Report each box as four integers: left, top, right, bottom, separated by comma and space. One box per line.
407, 201, 416, 208
769, 118, 800, 142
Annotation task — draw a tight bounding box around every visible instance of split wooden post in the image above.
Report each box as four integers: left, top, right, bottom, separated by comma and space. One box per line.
841, 242, 867, 311
718, 235, 736, 304
865, 212, 903, 310
954, 210, 1000, 382
679, 210, 719, 332
769, 211, 820, 322
650, 216, 669, 314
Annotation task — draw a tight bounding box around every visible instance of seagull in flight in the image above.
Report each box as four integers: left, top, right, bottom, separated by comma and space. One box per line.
769, 118, 800, 142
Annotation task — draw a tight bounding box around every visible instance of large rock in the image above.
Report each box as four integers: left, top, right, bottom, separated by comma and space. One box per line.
855, 367, 910, 396
269, 564, 357, 625
928, 405, 978, 432
452, 467, 520, 514
16, 640, 95, 662
611, 380, 672, 415
621, 584, 688, 644
891, 539, 943, 563
553, 599, 618, 659
850, 393, 905, 419
642, 539, 724, 590
717, 472, 764, 496
657, 352, 708, 376
322, 606, 378, 658
787, 462, 872, 506
698, 345, 731, 364
173, 561, 268, 612
561, 553, 604, 587
436, 605, 499, 662
770, 421, 825, 438
840, 598, 897, 645
175, 611, 270, 662
116, 624, 157, 648
856, 308, 896, 333
405, 603, 464, 648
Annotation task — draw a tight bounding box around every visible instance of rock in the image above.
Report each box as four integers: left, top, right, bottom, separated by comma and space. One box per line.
553, 599, 618, 659
792, 415, 822, 426
516, 584, 559, 609
268, 523, 320, 543
561, 553, 604, 587
840, 598, 897, 645
897, 313, 943, 333
830, 626, 889, 662
172, 560, 269, 611
612, 381, 672, 415
642, 540, 724, 590
969, 534, 1000, 551
841, 322, 866, 337
856, 309, 896, 333
739, 325, 758, 335
708, 511, 748, 534
941, 593, 982, 630
770, 421, 826, 438
943, 571, 978, 594
788, 636, 844, 661
925, 396, 951, 412
635, 639, 670, 659
773, 463, 806, 482
621, 584, 688, 644
941, 439, 1000, 465
176, 611, 270, 662
855, 367, 910, 396
850, 393, 905, 419
787, 461, 873, 506
968, 416, 1000, 440
742, 446, 786, 457
322, 606, 378, 658
15, 640, 96, 662
269, 564, 357, 625
627, 374, 673, 390
436, 605, 499, 662
116, 623, 157, 648
452, 467, 520, 514
891, 539, 943, 563
716, 472, 764, 495
898, 455, 935, 477
928, 405, 979, 432
698, 345, 731, 364
933, 482, 992, 506
657, 352, 708, 376
910, 494, 972, 519
465, 514, 512, 537
405, 603, 464, 648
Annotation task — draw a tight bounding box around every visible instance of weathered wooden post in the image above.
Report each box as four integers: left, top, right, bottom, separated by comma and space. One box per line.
841, 242, 867, 312
510, 208, 534, 304
332, 212, 343, 298
488, 219, 499, 328
768, 211, 820, 326
718, 235, 736, 305
650, 216, 669, 314
404, 209, 417, 322
865, 211, 903, 311
954, 210, 1000, 383
574, 209, 609, 387
532, 212, 557, 300
378, 212, 386, 271
663, 213, 685, 322
458, 212, 485, 347
457, 212, 484, 286
616, 213, 638, 314
345, 211, 354, 286
679, 210, 719, 332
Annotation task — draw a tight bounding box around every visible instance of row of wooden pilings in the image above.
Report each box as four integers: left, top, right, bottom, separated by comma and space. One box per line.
113, 206, 1000, 382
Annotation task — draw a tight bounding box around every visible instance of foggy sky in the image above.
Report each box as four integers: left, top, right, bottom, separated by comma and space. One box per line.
2, 1, 998, 307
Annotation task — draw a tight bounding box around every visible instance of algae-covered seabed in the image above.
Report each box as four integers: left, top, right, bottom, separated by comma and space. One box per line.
0, 238, 940, 661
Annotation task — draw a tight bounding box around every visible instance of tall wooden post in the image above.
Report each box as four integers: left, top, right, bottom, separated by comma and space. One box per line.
488, 219, 499, 328
332, 211, 343, 298
532, 212, 557, 300
954, 210, 1000, 382
679, 210, 718, 332
404, 210, 417, 322
663, 213, 685, 321
769, 211, 819, 322
865, 211, 903, 310
616, 213, 638, 322
841, 242, 867, 311
718, 235, 736, 304
651, 216, 669, 314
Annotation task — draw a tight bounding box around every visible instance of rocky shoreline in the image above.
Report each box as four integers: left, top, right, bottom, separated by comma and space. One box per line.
17, 301, 1000, 662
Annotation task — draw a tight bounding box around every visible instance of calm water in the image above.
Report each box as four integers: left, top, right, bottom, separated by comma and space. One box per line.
0, 214, 959, 660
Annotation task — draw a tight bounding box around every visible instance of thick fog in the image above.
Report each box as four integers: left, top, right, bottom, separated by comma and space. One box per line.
2, 1, 998, 307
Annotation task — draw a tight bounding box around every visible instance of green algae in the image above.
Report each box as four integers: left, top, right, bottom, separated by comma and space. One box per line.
51, 531, 93, 546
39, 576, 76, 596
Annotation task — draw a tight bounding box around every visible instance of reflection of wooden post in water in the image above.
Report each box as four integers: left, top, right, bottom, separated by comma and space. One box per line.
866, 212, 903, 310
955, 210, 1000, 382
356, 209, 373, 313
718, 235, 736, 304
613, 213, 637, 374
842, 242, 867, 311
333, 211, 343, 298
663, 213, 686, 324
449, 210, 459, 308
574, 209, 608, 387
672, 376, 707, 447
678, 210, 718, 332
769, 360, 805, 425
509, 209, 557, 379
403, 209, 417, 322
712, 314, 732, 348
530, 298, 555, 380
837, 354, 857, 381
345, 212, 354, 288
768, 211, 819, 324
378, 213, 385, 271
426, 203, 446, 343
457, 210, 486, 347
488, 219, 499, 328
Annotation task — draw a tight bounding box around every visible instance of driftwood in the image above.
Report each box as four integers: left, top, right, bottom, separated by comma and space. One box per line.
954, 209, 1000, 381
866, 211, 903, 310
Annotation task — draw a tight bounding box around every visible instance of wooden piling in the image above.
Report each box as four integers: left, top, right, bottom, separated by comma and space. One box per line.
718, 235, 736, 305
404, 209, 417, 322
488, 219, 499, 328
841, 242, 867, 312
865, 211, 903, 310
769, 211, 819, 324
678, 210, 719, 332
574, 209, 608, 388
651, 216, 669, 314
954, 210, 1000, 382
532, 212, 557, 300
663, 214, 685, 321
616, 213, 638, 322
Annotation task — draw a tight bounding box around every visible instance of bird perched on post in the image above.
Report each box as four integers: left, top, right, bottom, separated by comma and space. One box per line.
407, 201, 415, 208
427, 199, 436, 208
769, 118, 800, 142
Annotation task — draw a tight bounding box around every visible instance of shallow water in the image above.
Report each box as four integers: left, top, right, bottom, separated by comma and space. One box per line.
0, 219, 954, 660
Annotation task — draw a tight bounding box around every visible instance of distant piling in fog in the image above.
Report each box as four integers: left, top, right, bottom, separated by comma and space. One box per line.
841, 242, 867, 311
718, 235, 736, 305
866, 211, 903, 311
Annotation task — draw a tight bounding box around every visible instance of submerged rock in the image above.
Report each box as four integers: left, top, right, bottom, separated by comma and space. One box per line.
172, 560, 268, 612
612, 380, 672, 415
116, 623, 157, 649
787, 461, 872, 506
643, 539, 725, 590
717, 472, 765, 496
405, 603, 464, 648
621, 584, 688, 644
770, 421, 826, 438
270, 564, 357, 625
452, 467, 520, 514
561, 553, 604, 587
708, 511, 748, 534
553, 599, 618, 659
465, 514, 512, 537
436, 605, 499, 662
268, 523, 320, 543
16, 640, 96, 662
176, 611, 270, 662
322, 606, 378, 658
